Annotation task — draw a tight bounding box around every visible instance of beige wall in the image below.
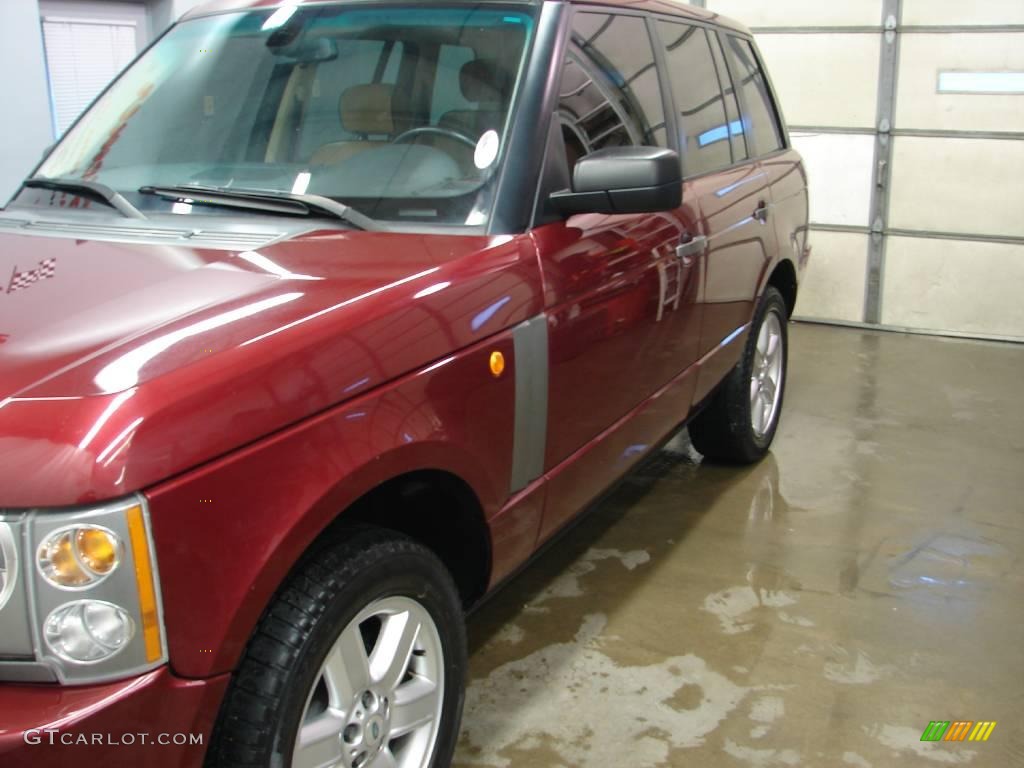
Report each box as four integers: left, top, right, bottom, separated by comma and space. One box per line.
704, 0, 882, 27
896, 34, 1024, 132
790, 132, 874, 227
794, 232, 869, 323
757, 34, 880, 129
889, 136, 1024, 239
882, 238, 1024, 336
902, 0, 1024, 26
706, 0, 1024, 340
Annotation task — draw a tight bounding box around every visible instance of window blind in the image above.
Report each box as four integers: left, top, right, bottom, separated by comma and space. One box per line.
42, 17, 138, 135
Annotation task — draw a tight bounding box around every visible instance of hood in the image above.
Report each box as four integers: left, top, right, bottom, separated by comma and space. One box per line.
0, 221, 541, 507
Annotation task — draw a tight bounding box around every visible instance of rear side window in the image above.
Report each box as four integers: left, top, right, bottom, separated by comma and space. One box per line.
708, 31, 748, 162
657, 22, 731, 176
564, 12, 667, 150
722, 36, 784, 156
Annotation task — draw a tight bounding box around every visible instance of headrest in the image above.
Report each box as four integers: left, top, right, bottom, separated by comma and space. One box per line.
340, 83, 394, 134
459, 60, 508, 104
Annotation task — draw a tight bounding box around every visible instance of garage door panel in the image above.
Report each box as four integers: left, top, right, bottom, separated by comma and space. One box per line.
757, 34, 880, 128
794, 232, 867, 323
706, 0, 882, 28
791, 132, 874, 227
882, 237, 1024, 338
889, 137, 1024, 238
896, 34, 1024, 132
902, 0, 1024, 26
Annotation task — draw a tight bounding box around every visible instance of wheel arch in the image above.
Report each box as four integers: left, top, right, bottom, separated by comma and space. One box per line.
151, 437, 501, 679
315, 468, 492, 609
764, 258, 798, 318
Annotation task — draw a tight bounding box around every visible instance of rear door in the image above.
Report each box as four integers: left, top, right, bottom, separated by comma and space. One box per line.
688, 29, 780, 403
735, 36, 811, 279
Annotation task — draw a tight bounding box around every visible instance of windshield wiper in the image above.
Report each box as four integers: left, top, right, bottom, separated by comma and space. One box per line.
138, 184, 378, 231
23, 176, 146, 219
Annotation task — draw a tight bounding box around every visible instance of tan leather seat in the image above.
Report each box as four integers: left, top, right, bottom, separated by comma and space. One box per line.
311, 83, 395, 166
439, 59, 509, 139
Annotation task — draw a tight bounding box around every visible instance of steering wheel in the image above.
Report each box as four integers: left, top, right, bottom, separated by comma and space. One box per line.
391, 126, 477, 148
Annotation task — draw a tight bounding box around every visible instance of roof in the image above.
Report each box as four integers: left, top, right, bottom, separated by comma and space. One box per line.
181, 0, 750, 35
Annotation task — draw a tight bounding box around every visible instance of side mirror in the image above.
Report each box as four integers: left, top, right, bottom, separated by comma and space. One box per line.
549, 146, 682, 216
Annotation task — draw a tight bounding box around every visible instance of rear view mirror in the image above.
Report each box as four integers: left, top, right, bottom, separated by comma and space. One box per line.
549, 146, 682, 216
269, 34, 338, 63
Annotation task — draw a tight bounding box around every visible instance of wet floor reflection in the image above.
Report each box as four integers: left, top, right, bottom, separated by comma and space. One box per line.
456, 324, 1024, 768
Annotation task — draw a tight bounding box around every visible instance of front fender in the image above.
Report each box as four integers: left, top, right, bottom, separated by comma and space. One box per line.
145, 337, 516, 679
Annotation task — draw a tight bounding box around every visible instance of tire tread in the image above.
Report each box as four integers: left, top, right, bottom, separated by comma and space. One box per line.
688, 287, 788, 464
206, 528, 462, 768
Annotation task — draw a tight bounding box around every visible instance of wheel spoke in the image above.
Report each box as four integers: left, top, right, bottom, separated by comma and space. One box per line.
390, 678, 440, 738
323, 625, 371, 708
370, 611, 422, 691
369, 747, 399, 768
293, 709, 346, 768
291, 594, 444, 768
749, 311, 785, 437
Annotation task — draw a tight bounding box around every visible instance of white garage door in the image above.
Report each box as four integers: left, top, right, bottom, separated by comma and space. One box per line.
703, 0, 1024, 341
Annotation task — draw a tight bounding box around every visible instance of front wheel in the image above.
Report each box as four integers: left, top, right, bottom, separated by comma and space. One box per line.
688, 286, 788, 464
206, 529, 466, 768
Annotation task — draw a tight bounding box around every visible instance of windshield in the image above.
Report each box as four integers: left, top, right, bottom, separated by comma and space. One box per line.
31, 4, 535, 228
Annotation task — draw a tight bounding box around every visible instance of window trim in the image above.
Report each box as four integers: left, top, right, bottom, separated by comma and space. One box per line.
527, 5, 797, 228
705, 26, 749, 165
567, 7, 674, 152
651, 18, 736, 179
645, 15, 682, 157
718, 31, 789, 158
564, 46, 643, 148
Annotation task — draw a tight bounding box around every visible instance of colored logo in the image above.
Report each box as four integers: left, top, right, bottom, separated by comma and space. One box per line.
920, 721, 996, 742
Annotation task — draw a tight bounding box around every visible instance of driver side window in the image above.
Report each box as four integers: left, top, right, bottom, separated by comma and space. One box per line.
558, 11, 666, 174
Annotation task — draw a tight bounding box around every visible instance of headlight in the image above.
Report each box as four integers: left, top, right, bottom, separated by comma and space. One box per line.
0, 497, 166, 685
37, 525, 122, 588
0, 523, 17, 612
45, 600, 135, 662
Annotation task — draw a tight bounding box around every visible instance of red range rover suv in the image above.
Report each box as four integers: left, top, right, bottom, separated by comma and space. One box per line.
0, 0, 807, 765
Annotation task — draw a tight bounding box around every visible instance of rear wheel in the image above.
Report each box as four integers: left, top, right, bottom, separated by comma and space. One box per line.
688, 286, 788, 464
207, 529, 466, 768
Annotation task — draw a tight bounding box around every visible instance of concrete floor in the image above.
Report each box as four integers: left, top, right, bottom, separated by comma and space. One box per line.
454, 323, 1024, 768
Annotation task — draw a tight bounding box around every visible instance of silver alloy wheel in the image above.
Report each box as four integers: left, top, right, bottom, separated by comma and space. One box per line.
292, 596, 445, 768
750, 310, 784, 438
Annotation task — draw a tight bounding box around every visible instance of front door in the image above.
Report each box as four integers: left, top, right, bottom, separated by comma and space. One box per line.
535, 10, 702, 541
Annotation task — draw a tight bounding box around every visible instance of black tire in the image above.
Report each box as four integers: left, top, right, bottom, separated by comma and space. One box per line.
688, 286, 788, 464
206, 528, 466, 768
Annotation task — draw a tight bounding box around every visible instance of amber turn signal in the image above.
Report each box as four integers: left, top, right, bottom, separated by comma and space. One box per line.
489, 350, 505, 377
38, 526, 122, 588
77, 528, 119, 575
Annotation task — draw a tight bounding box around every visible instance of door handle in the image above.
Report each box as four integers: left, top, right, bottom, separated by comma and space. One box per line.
675, 235, 706, 265
753, 201, 770, 224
